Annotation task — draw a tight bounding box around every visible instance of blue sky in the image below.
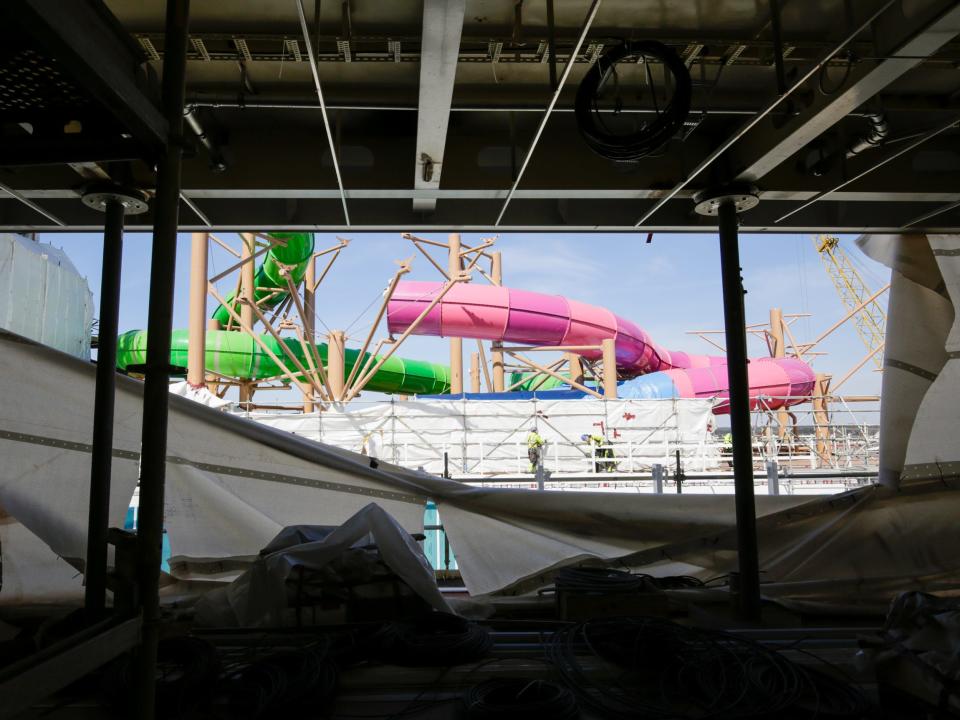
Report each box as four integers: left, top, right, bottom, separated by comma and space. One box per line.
44, 231, 888, 406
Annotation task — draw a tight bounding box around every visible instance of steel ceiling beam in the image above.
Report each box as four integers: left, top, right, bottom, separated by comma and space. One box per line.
632, 0, 898, 228
734, 0, 960, 183
412, 0, 467, 213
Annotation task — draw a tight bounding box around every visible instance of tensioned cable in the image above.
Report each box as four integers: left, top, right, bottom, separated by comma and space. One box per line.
0, 181, 64, 226
633, 0, 898, 228
494, 0, 603, 226
294, 0, 350, 225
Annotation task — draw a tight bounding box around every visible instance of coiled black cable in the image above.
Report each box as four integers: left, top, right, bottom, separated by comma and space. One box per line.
464, 677, 579, 720
575, 40, 692, 162
546, 617, 868, 719
377, 612, 493, 667
555, 566, 654, 594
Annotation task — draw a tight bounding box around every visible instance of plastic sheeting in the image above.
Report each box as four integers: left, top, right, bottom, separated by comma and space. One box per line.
857, 234, 958, 488
0, 234, 92, 359
2, 322, 959, 613
195, 504, 451, 626
248, 397, 716, 475
168, 380, 234, 409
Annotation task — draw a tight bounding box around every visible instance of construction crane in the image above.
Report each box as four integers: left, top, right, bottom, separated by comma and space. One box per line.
813, 235, 887, 371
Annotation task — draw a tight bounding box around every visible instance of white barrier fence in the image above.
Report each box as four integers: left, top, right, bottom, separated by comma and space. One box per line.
248, 397, 716, 476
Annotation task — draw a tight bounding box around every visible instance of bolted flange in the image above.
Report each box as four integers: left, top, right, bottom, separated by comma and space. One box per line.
693, 185, 759, 217
81, 183, 150, 215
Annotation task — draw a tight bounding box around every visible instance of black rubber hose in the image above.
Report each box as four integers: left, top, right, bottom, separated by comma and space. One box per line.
575, 40, 692, 162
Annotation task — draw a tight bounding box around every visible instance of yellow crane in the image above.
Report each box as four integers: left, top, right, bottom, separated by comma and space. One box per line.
813, 235, 887, 370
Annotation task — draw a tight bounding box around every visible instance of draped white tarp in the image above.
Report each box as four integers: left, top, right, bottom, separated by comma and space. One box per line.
1, 314, 958, 613
248, 397, 716, 475
857, 234, 959, 488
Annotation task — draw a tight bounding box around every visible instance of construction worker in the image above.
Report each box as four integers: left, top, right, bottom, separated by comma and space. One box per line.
527, 429, 545, 473
582, 433, 615, 473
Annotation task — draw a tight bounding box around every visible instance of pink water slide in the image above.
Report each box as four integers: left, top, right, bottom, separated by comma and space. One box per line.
387, 281, 816, 411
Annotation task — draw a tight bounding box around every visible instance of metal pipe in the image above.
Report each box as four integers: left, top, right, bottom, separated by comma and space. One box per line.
133, 1, 190, 716
717, 198, 761, 621
495, 0, 603, 226
633, 0, 897, 228
83, 198, 124, 616
183, 106, 227, 171
0, 180, 64, 226
295, 0, 350, 224
772, 116, 959, 226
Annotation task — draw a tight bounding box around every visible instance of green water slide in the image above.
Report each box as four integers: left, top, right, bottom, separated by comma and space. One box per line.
211, 232, 314, 327
115, 232, 452, 395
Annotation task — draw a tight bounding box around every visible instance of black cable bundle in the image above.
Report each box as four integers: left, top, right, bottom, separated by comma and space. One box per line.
546, 617, 871, 719
575, 40, 692, 162
220, 643, 337, 718
464, 677, 579, 720
555, 566, 653, 594
377, 612, 493, 667
103, 635, 221, 718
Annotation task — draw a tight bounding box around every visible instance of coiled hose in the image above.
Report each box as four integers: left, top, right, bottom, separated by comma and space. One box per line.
575, 40, 692, 162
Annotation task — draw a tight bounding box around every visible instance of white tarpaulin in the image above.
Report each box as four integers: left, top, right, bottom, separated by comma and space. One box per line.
1, 320, 959, 613
857, 233, 959, 488
248, 397, 716, 475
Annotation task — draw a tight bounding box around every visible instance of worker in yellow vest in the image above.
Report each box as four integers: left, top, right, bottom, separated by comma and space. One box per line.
527, 430, 545, 473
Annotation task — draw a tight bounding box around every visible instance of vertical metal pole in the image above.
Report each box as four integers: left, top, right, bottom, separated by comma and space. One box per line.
602, 338, 617, 398
83, 198, 124, 616
448, 233, 463, 394
766, 460, 780, 495
238, 233, 255, 408
653, 464, 664, 494
303, 255, 316, 412
240, 232, 256, 329
328, 329, 346, 400
566, 352, 584, 385
769, 0, 787, 96
469, 351, 480, 393
186, 232, 208, 387
491, 251, 505, 392
546, 0, 558, 91
718, 198, 761, 621
769, 307, 790, 436
134, 1, 189, 716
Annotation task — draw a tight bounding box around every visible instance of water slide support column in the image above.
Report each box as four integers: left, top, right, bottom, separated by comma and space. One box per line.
134, 1, 189, 715
813, 373, 832, 466
491, 251, 505, 392
566, 352, 584, 385
186, 232, 207, 387
717, 197, 761, 621
303, 255, 316, 412
83, 197, 126, 616
328, 329, 346, 400
470, 352, 480, 393
768, 307, 790, 437
449, 233, 463, 394
238, 232, 256, 406
602, 338, 617, 398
